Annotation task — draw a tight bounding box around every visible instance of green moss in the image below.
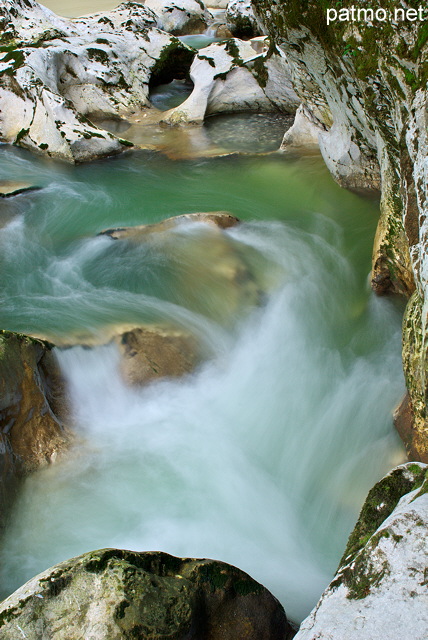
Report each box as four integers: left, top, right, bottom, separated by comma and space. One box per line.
86, 47, 109, 63
15, 128, 29, 143
252, 56, 268, 88
339, 464, 427, 567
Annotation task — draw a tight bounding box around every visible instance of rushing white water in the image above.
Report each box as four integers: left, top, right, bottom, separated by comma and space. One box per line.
0, 149, 405, 623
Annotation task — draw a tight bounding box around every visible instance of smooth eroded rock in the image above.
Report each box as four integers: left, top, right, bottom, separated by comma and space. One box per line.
116, 325, 200, 385
99, 211, 265, 325
0, 549, 295, 639
0, 330, 71, 530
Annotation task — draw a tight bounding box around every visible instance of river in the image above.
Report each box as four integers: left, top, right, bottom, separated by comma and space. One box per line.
0, 139, 406, 623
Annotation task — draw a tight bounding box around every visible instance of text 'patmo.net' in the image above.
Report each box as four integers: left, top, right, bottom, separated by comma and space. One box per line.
327, 5, 426, 26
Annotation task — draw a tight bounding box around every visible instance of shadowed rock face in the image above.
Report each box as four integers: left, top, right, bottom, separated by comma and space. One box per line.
252, 0, 428, 462
294, 463, 428, 640
0, 331, 71, 530
0, 549, 296, 639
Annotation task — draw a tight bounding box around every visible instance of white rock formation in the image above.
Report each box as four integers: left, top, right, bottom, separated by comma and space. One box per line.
226, 0, 260, 37
0, 0, 193, 161
144, 0, 212, 35
295, 463, 428, 640
281, 104, 323, 151
161, 38, 299, 124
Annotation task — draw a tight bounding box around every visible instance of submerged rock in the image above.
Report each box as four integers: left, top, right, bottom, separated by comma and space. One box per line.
100, 211, 265, 325
0, 181, 40, 198
0, 0, 194, 162
116, 325, 201, 386
0, 548, 295, 639
101, 211, 241, 239
0, 330, 70, 529
294, 463, 428, 640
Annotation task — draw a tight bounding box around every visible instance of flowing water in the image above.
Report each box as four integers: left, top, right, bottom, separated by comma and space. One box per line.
0, 142, 406, 623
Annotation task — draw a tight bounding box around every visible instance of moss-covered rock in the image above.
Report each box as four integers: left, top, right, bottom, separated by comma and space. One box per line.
294, 463, 428, 640
0, 549, 295, 639
252, 0, 428, 457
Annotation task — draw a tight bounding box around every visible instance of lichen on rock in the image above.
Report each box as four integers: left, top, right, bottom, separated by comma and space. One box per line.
293, 462, 428, 640
0, 548, 295, 639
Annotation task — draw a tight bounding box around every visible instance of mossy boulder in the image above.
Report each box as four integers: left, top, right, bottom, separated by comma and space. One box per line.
294, 463, 428, 640
0, 549, 295, 639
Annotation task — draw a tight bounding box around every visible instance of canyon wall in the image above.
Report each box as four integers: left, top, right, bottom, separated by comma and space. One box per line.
252, 0, 428, 461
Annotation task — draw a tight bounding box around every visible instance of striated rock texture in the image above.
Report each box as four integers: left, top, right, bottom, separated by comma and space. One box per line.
0, 548, 295, 639
0, 0, 193, 162
252, 0, 428, 461
0, 330, 70, 529
294, 462, 428, 640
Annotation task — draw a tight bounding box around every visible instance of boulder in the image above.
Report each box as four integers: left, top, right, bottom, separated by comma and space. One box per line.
116, 325, 200, 385
0, 548, 295, 639
144, 0, 212, 35
294, 463, 428, 640
0, 331, 71, 529
226, 0, 261, 39
0, 0, 194, 162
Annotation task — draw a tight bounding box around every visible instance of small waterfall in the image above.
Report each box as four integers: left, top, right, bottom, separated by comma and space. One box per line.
0, 210, 405, 623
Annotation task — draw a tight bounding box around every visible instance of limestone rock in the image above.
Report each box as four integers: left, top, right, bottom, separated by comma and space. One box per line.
0, 181, 40, 198
0, 0, 193, 162
144, 0, 211, 35
0, 331, 71, 530
280, 104, 323, 151
0, 548, 295, 639
294, 463, 428, 640
101, 211, 241, 238
161, 39, 299, 124
226, 0, 261, 39
116, 325, 200, 385
251, 0, 427, 453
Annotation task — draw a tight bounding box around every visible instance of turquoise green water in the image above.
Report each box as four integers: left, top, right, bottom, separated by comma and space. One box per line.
0, 142, 405, 623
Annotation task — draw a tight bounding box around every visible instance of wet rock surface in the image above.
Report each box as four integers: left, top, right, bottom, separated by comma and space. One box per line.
0, 548, 296, 639
0, 330, 71, 530
294, 463, 428, 640
116, 325, 201, 386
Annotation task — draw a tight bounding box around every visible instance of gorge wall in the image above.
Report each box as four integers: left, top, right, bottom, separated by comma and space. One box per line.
252, 0, 428, 461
